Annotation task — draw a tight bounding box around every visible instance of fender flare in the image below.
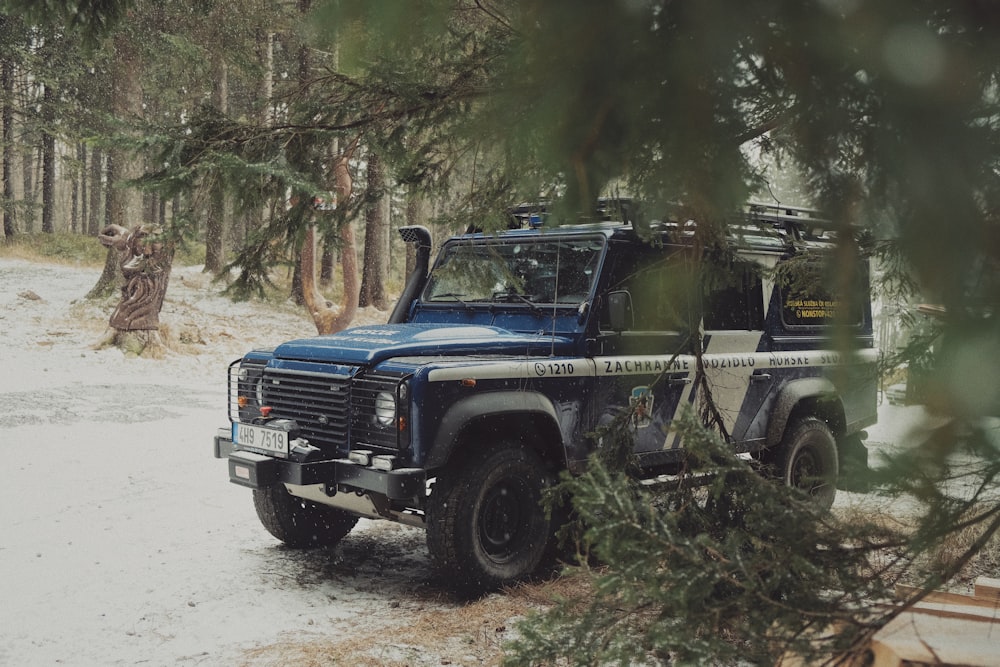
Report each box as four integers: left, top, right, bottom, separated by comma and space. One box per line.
425, 391, 563, 470
765, 377, 843, 448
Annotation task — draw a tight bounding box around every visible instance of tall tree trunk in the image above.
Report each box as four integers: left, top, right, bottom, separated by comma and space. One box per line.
91, 32, 143, 299
88, 146, 102, 235
300, 149, 359, 334
106, 33, 142, 231
104, 152, 114, 226
21, 138, 33, 232
2, 58, 15, 241
204, 55, 228, 274
289, 0, 312, 306
41, 83, 55, 234
320, 237, 335, 287
319, 38, 337, 287
359, 151, 388, 309
70, 141, 87, 234
88, 155, 119, 298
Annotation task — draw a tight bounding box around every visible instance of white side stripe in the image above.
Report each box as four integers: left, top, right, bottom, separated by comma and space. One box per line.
425, 349, 878, 382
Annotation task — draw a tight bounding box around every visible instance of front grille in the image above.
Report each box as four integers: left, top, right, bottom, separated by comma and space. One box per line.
229, 361, 406, 457
260, 367, 353, 453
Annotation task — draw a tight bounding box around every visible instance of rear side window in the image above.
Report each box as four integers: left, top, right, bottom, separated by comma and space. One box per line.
777, 257, 865, 328
703, 264, 765, 330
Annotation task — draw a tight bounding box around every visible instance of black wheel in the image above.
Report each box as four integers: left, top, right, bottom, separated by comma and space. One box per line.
426, 444, 557, 595
252, 485, 359, 548
773, 416, 838, 510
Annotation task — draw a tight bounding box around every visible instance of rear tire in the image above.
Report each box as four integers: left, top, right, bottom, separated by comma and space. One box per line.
772, 416, 838, 510
426, 444, 557, 595
252, 485, 359, 548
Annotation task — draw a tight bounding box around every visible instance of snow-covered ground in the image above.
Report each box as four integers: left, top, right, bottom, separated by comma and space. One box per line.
0, 255, 953, 666
0, 258, 469, 666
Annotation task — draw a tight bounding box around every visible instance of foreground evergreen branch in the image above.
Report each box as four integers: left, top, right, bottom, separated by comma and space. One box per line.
508, 411, 907, 666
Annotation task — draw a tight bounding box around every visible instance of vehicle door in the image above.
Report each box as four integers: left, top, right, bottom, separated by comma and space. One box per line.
590, 242, 697, 466
698, 253, 774, 449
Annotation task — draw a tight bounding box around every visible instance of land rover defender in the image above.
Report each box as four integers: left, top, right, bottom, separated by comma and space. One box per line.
214, 202, 878, 593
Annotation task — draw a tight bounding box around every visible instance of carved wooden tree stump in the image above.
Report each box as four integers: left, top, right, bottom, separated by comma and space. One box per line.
97, 224, 175, 356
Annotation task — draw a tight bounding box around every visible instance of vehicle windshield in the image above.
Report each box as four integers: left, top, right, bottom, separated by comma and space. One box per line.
422, 237, 605, 305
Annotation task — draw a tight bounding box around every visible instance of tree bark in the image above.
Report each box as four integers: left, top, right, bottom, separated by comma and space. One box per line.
203, 54, 228, 274
41, 82, 55, 234
90, 29, 143, 298
78, 142, 87, 234
105, 32, 142, 231
2, 58, 15, 241
88, 154, 120, 298
21, 133, 33, 232
288, 0, 312, 306
300, 151, 359, 334
360, 151, 388, 309
88, 146, 102, 235
104, 151, 114, 225
320, 238, 335, 287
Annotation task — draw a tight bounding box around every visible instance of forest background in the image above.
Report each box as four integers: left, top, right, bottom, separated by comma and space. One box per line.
2, 1, 1000, 665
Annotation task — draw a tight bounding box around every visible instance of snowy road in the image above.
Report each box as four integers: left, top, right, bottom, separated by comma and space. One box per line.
0, 258, 446, 666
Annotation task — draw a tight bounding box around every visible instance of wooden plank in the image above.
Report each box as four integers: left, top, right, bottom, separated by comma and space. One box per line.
872, 611, 1000, 666
895, 583, 1000, 610
905, 601, 1000, 622
974, 576, 1000, 602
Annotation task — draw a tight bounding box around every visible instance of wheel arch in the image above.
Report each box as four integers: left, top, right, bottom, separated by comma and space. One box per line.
765, 377, 847, 450
426, 391, 566, 471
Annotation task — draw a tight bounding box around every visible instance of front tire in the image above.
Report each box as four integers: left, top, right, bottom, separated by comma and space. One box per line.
773, 416, 838, 510
252, 485, 359, 548
426, 444, 556, 595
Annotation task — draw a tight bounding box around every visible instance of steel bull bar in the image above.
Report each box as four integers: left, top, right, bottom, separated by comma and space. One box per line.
214, 432, 425, 500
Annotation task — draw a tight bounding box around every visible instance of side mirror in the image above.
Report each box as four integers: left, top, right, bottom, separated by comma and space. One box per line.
607, 290, 633, 332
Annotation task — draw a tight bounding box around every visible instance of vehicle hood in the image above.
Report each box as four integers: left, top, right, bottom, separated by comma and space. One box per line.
272, 323, 574, 364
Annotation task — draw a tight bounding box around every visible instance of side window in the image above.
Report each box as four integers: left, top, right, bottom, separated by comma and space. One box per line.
777, 257, 864, 328
703, 265, 765, 330
600, 246, 695, 332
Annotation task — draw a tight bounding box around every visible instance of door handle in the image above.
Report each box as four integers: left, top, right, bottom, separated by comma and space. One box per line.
750, 373, 772, 383
668, 377, 692, 386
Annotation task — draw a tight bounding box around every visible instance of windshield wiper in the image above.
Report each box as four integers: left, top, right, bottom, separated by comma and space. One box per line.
492, 291, 541, 313
430, 292, 473, 309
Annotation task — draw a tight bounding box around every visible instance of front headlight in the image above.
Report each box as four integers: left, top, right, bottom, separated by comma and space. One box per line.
374, 391, 396, 426
235, 362, 265, 413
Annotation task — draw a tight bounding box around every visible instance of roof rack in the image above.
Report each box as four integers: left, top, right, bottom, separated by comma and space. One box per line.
505, 198, 637, 229
470, 199, 838, 245
745, 202, 828, 225
742, 202, 837, 245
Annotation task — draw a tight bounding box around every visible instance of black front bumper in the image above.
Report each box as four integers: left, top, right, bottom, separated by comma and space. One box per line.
214, 434, 425, 500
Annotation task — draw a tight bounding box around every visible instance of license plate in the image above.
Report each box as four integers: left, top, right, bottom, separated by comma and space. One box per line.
233, 422, 290, 457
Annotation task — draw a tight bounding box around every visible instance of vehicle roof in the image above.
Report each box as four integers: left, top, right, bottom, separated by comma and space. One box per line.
452, 200, 838, 255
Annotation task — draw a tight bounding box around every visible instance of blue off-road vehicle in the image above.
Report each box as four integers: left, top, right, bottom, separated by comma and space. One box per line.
214, 202, 878, 593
